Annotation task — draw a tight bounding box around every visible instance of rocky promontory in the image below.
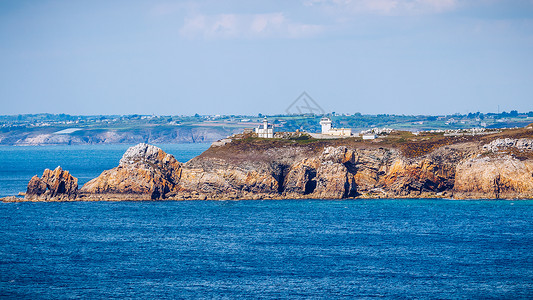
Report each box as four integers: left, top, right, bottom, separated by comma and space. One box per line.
80, 143, 182, 200
12, 125, 533, 201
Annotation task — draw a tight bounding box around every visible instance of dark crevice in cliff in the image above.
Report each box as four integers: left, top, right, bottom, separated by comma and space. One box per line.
304, 168, 317, 195
421, 179, 438, 193
343, 161, 357, 174
55, 182, 66, 196
342, 160, 359, 198
494, 174, 501, 199
343, 180, 359, 198
272, 164, 289, 194
151, 189, 161, 200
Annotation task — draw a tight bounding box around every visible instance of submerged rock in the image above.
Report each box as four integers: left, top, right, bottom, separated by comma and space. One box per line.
25, 166, 78, 201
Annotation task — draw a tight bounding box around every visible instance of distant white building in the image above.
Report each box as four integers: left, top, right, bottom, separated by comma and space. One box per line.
362, 134, 377, 140
319, 117, 352, 137
255, 117, 274, 138
320, 117, 332, 133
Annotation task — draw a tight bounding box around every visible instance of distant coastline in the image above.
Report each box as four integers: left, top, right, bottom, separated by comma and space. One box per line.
2, 112, 532, 146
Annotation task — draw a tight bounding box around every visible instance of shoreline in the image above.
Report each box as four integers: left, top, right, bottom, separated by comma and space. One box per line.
4, 194, 533, 203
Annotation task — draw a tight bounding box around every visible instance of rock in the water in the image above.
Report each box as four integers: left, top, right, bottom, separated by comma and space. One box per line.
25, 166, 78, 200
80, 143, 182, 199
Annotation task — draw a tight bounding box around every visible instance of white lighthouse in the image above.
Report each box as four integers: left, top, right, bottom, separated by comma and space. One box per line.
255, 117, 274, 138
318, 117, 351, 137
320, 117, 332, 134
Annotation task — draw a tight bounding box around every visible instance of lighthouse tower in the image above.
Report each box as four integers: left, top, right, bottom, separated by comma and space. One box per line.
320, 117, 332, 134
255, 117, 274, 138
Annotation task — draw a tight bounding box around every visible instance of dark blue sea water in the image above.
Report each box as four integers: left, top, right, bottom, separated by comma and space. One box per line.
0, 144, 210, 197
1, 145, 532, 298
1, 200, 532, 299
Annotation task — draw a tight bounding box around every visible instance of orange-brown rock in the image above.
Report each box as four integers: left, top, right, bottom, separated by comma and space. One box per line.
21, 127, 533, 201
25, 166, 78, 200
378, 147, 460, 197
454, 155, 533, 199
176, 138, 532, 200
283, 158, 320, 195
80, 143, 182, 199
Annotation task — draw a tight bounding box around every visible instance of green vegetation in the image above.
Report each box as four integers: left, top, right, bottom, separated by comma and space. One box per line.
1, 112, 532, 145
1, 111, 532, 133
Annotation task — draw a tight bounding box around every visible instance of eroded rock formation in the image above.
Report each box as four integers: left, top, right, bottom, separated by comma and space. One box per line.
25, 166, 78, 200
80, 143, 182, 200
454, 156, 533, 199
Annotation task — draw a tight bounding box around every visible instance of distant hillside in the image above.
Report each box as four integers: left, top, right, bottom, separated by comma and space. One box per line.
1, 112, 532, 145
0, 126, 243, 145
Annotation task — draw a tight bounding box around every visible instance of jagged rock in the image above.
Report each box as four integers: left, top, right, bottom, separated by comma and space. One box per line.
177, 161, 280, 195
283, 158, 320, 195
312, 162, 357, 198
175, 141, 532, 200
282, 147, 359, 198
0, 196, 21, 202
483, 138, 533, 152
80, 143, 182, 199
454, 156, 533, 199
380, 158, 454, 196
25, 166, 78, 200
351, 148, 395, 194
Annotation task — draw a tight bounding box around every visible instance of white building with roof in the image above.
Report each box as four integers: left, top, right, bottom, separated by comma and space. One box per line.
362, 134, 377, 140
255, 118, 274, 138
319, 117, 352, 137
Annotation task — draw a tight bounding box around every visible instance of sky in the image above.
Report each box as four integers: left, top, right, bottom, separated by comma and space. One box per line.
0, 0, 532, 116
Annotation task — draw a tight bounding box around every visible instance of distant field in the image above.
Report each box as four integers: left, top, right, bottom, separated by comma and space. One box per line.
1, 113, 532, 145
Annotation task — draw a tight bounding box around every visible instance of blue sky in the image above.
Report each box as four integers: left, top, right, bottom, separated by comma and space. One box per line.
1, 0, 532, 116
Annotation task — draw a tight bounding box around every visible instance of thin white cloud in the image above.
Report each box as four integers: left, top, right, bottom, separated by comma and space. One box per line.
304, 0, 458, 15
179, 13, 324, 39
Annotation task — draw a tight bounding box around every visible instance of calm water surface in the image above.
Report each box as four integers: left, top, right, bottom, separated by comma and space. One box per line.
0, 145, 532, 298
0, 143, 210, 197
1, 200, 532, 299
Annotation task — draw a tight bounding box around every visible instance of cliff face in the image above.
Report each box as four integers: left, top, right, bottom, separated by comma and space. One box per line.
453, 139, 533, 199
25, 166, 78, 201
170, 136, 533, 199
20, 131, 533, 201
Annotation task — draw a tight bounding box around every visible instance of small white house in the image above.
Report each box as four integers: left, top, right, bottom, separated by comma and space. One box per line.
362, 134, 377, 140
319, 117, 352, 137
255, 118, 274, 138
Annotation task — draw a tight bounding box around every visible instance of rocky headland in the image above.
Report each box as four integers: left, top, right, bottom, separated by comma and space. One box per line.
11, 125, 533, 201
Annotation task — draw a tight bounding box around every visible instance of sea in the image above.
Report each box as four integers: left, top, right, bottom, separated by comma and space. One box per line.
0, 144, 211, 198
1, 144, 532, 299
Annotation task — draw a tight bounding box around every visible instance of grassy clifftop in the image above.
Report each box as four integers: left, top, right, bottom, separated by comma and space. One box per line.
197, 124, 533, 162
